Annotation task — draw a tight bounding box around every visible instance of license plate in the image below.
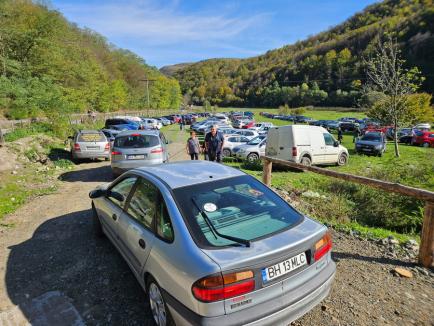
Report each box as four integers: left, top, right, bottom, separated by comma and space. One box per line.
362, 148, 372, 152
262, 252, 307, 282
127, 155, 146, 160
87, 146, 99, 150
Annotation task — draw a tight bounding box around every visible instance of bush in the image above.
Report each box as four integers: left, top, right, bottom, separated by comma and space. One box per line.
241, 159, 263, 171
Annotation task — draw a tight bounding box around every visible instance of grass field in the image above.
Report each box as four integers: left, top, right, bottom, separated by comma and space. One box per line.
216, 107, 433, 242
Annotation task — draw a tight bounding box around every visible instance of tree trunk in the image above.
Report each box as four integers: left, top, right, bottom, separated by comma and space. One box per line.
393, 120, 400, 157
0, 128, 4, 147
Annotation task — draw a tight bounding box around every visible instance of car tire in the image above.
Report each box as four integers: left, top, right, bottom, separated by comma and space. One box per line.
222, 148, 231, 157
92, 203, 104, 238
247, 153, 259, 162
337, 153, 348, 166
300, 156, 312, 166
147, 277, 174, 326
423, 142, 430, 148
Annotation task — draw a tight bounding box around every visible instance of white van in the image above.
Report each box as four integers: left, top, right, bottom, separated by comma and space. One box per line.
266, 125, 349, 166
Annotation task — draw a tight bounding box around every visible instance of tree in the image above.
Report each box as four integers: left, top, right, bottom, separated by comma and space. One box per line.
363, 37, 424, 157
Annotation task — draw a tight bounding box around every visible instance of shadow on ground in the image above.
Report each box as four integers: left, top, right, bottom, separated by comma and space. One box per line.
5, 209, 154, 325
332, 251, 416, 268
59, 165, 113, 183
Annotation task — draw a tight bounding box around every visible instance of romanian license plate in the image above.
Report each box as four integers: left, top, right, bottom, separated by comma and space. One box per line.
127, 154, 146, 160
262, 252, 307, 282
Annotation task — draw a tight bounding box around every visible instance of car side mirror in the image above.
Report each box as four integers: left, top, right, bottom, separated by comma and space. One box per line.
89, 189, 107, 199
108, 190, 125, 202
333, 141, 339, 147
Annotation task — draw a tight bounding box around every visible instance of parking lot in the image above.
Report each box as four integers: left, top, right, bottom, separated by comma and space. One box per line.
0, 119, 433, 325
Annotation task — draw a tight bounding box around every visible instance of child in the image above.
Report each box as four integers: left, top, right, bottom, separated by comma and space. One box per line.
186, 131, 200, 160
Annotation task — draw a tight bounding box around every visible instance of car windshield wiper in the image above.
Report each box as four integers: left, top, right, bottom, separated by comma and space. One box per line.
191, 197, 250, 247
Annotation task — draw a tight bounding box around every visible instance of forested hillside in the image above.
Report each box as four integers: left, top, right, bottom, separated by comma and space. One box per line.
0, 0, 181, 119
172, 0, 434, 108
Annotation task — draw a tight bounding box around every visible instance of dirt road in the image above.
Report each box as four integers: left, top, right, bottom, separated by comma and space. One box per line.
0, 133, 433, 325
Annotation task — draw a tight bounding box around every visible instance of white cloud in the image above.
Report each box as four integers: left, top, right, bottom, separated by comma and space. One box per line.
57, 0, 270, 45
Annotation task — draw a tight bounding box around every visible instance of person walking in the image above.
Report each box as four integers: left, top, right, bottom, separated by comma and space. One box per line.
337, 126, 343, 144
186, 131, 200, 160
353, 125, 361, 143
179, 117, 184, 131
205, 125, 224, 163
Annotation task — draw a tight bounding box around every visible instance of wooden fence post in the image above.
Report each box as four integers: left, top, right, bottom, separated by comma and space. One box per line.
419, 201, 434, 268
0, 127, 5, 147
262, 158, 272, 187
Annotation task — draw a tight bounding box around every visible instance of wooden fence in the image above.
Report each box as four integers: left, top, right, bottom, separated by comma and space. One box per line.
262, 156, 434, 268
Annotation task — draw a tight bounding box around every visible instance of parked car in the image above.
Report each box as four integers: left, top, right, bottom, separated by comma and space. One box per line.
69, 130, 110, 162
101, 128, 121, 147
355, 132, 386, 156
89, 161, 335, 326
141, 118, 161, 130
105, 118, 140, 130
233, 119, 250, 129
221, 135, 250, 157
324, 121, 340, 130
241, 120, 256, 129
339, 122, 358, 132
233, 135, 267, 161
413, 123, 431, 131
252, 122, 274, 133
109, 124, 139, 131
412, 131, 434, 147
157, 117, 171, 126
197, 122, 230, 134
398, 128, 414, 144
294, 116, 313, 123
219, 128, 241, 138
234, 129, 259, 139
111, 130, 169, 177
266, 125, 349, 166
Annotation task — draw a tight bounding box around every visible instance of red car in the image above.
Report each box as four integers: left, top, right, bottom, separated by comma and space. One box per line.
412, 131, 434, 147
242, 120, 256, 129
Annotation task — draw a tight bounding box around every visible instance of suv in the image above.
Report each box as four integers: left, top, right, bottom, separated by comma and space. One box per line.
69, 130, 110, 162
355, 132, 386, 156
111, 130, 169, 177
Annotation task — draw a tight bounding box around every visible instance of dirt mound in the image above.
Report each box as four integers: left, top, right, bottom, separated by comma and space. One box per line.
0, 147, 18, 172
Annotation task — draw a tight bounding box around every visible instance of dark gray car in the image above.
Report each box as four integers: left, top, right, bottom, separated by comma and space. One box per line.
111, 130, 169, 177
355, 132, 386, 157
90, 161, 335, 325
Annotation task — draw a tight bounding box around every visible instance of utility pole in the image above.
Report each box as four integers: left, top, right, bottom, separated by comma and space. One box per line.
140, 78, 156, 117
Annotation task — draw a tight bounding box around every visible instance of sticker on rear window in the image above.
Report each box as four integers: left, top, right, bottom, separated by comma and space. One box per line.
203, 203, 217, 212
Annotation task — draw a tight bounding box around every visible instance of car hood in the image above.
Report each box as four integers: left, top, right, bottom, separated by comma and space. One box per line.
356, 140, 382, 146
201, 216, 325, 270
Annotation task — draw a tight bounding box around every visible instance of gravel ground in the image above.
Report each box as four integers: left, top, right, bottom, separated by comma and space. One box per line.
0, 135, 433, 325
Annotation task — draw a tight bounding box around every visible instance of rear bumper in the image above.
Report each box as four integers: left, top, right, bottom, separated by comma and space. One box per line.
165, 260, 336, 326
73, 151, 109, 159
111, 158, 165, 174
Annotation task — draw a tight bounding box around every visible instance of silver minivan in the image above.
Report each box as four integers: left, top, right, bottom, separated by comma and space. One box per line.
90, 161, 335, 326
111, 130, 169, 177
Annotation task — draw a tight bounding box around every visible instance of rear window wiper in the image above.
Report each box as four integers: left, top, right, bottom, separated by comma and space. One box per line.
191, 197, 250, 247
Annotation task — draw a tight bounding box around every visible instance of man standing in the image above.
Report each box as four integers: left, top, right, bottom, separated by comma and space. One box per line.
205, 125, 224, 163
337, 126, 343, 144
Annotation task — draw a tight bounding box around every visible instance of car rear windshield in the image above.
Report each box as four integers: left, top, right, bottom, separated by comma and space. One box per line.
173, 175, 303, 248
114, 135, 159, 148
77, 132, 106, 142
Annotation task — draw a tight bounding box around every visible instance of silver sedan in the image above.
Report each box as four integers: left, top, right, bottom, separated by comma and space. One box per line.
90, 161, 335, 325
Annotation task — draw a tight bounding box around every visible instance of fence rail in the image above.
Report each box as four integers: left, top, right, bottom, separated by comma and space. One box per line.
261, 156, 434, 268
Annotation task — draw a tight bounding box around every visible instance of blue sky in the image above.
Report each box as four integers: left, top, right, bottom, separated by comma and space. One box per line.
51, 0, 379, 68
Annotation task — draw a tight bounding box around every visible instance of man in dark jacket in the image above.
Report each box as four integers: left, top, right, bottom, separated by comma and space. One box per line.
205, 125, 224, 162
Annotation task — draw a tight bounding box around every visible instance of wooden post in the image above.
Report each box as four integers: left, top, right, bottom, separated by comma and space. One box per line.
419, 201, 434, 268
0, 127, 4, 147
262, 158, 272, 187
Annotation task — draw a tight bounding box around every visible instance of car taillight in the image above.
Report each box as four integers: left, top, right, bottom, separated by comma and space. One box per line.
151, 147, 163, 154
74, 143, 80, 151
292, 146, 297, 156
111, 151, 122, 155
192, 270, 255, 302
104, 143, 110, 151
314, 231, 332, 261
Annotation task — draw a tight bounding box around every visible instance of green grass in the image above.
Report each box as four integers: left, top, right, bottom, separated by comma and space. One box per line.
220, 106, 433, 240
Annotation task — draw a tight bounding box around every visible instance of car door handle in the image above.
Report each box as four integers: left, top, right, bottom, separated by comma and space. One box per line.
112, 214, 118, 221
138, 239, 146, 249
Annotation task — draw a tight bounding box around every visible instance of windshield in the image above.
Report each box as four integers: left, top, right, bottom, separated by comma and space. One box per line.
361, 133, 382, 142
77, 132, 106, 142
114, 134, 159, 148
247, 136, 265, 145
173, 175, 303, 247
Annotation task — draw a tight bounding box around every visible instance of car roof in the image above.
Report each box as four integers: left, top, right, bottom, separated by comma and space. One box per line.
133, 161, 245, 189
